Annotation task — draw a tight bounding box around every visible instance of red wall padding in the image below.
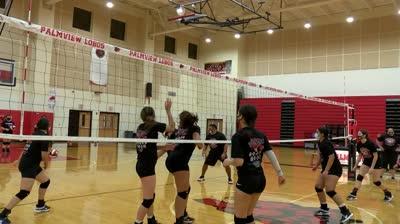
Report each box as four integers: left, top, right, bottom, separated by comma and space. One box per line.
241, 95, 397, 143
0, 110, 53, 135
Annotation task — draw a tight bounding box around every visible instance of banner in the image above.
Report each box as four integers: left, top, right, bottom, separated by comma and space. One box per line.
204, 60, 232, 74
90, 48, 108, 86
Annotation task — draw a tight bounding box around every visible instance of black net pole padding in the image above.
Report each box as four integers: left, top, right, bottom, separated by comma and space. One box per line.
347, 140, 356, 181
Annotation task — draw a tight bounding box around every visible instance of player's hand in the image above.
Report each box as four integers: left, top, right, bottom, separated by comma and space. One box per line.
278, 176, 286, 185
368, 168, 375, 174
322, 170, 329, 176
352, 166, 357, 172
12, 159, 19, 167
202, 149, 207, 157
164, 98, 172, 111
221, 153, 227, 160
311, 165, 318, 171
222, 159, 231, 167
164, 144, 175, 152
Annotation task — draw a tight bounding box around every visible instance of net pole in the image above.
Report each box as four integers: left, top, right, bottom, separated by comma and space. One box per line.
19, 0, 33, 135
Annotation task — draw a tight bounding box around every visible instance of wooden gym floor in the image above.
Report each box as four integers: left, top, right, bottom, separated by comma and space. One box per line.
0, 143, 398, 224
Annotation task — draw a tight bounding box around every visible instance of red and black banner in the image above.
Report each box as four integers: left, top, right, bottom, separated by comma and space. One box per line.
204, 60, 232, 74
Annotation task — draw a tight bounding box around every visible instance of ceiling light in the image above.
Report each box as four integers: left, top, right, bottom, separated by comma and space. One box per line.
346, 16, 354, 23
176, 5, 185, 16
106, 1, 114, 8
267, 29, 274, 34
191, 3, 196, 8
304, 22, 311, 29
398, 9, 400, 15
234, 33, 241, 39
205, 37, 212, 43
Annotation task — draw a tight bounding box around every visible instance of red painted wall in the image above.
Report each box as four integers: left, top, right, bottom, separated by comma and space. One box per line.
0, 110, 53, 135
241, 95, 397, 143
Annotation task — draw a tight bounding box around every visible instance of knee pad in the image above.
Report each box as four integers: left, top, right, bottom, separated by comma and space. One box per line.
356, 174, 364, 182
373, 181, 381, 187
142, 198, 155, 208
234, 216, 247, 224
178, 188, 190, 200
39, 180, 50, 189
315, 187, 324, 193
15, 190, 30, 200
246, 215, 254, 223
326, 191, 337, 198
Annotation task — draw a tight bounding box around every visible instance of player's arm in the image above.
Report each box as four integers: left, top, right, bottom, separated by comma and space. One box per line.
376, 135, 384, 150
193, 132, 204, 150
322, 154, 335, 175
353, 153, 363, 171
41, 142, 50, 169
164, 99, 175, 134
312, 151, 321, 170
370, 152, 378, 170
223, 135, 244, 167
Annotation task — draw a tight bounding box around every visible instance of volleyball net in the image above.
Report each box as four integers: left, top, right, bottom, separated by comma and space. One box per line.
0, 14, 356, 146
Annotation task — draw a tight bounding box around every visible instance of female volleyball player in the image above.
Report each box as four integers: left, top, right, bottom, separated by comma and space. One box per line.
197, 124, 232, 184
165, 111, 203, 224
347, 129, 393, 202
223, 105, 285, 224
1, 115, 15, 154
0, 118, 51, 224
376, 128, 398, 180
134, 99, 175, 224
311, 126, 353, 223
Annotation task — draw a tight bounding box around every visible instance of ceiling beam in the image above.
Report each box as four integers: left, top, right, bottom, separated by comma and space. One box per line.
271, 0, 342, 13
44, 0, 63, 5
151, 26, 195, 37
360, 0, 374, 10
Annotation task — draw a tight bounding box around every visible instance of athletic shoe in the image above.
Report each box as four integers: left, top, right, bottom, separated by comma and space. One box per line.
340, 212, 353, 223
228, 179, 233, 185
34, 205, 51, 213
183, 215, 195, 224
384, 193, 394, 202
0, 217, 11, 224
148, 216, 159, 224
314, 208, 330, 216
346, 194, 357, 201
197, 176, 205, 182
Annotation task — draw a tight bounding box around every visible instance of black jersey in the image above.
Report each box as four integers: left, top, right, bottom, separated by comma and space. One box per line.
136, 122, 166, 162
317, 138, 342, 172
206, 132, 227, 153
19, 130, 49, 168
377, 134, 399, 153
231, 127, 271, 177
357, 140, 380, 167
1, 119, 15, 134
166, 126, 201, 170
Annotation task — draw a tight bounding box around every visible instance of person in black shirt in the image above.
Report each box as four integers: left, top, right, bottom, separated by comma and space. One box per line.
134, 99, 175, 224
347, 129, 393, 202
0, 118, 51, 224
1, 115, 15, 154
311, 126, 353, 223
164, 111, 203, 224
197, 124, 232, 184
222, 105, 285, 224
377, 128, 399, 180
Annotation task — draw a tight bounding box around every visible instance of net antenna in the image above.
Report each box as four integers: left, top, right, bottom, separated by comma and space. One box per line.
0, 13, 354, 144
167, 0, 283, 34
